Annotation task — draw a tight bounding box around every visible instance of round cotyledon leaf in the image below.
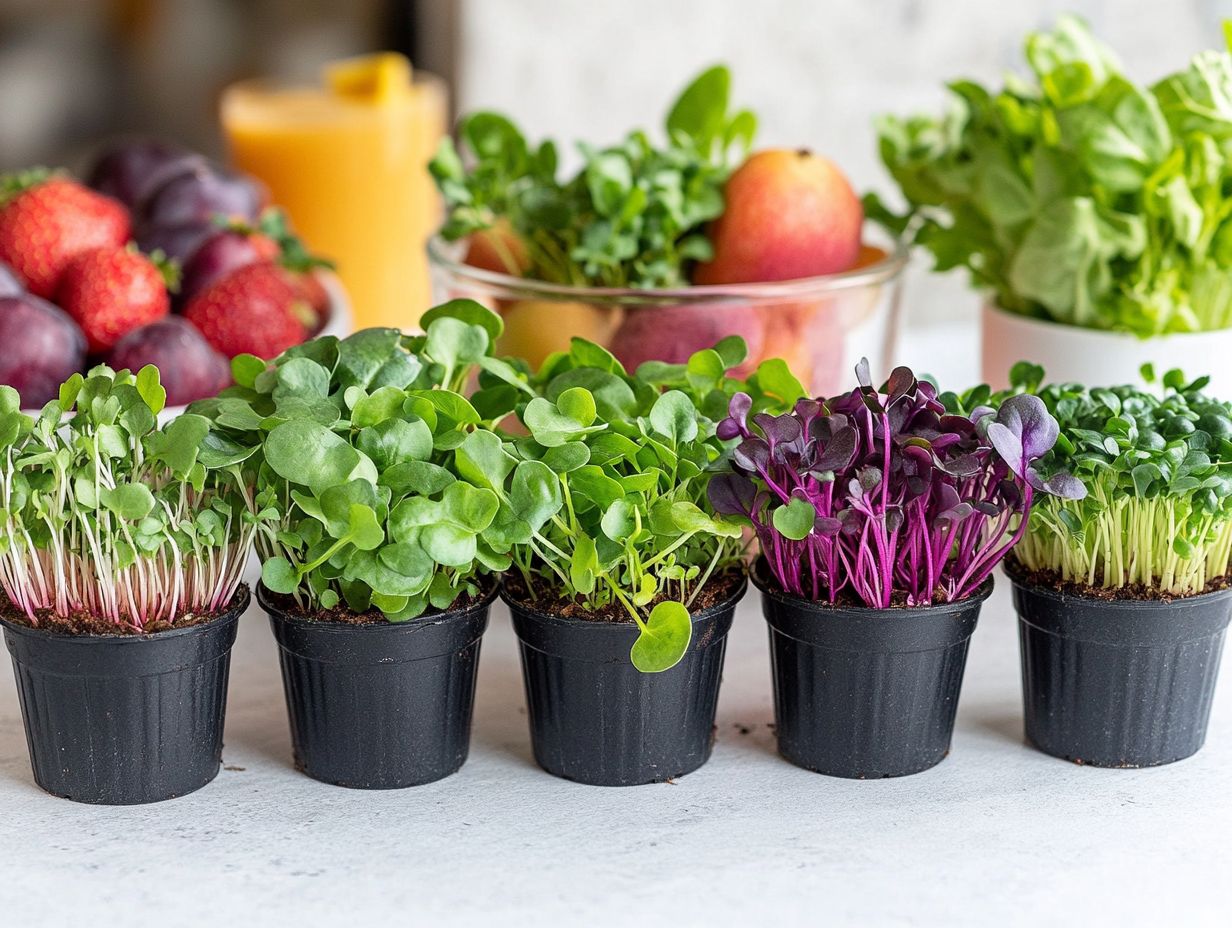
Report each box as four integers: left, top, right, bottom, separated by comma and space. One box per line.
629, 601, 693, 673
261, 556, 300, 594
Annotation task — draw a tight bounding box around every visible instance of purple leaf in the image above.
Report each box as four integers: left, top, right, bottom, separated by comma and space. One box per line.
886, 366, 915, 404
754, 412, 802, 446
992, 394, 1060, 472
936, 484, 960, 512
728, 392, 752, 427
858, 466, 882, 492
986, 421, 1024, 477
1028, 468, 1087, 500
708, 473, 756, 516
732, 438, 770, 474
709, 360, 1049, 608
814, 426, 857, 472
794, 398, 821, 422
937, 501, 974, 524
814, 516, 842, 536
998, 477, 1022, 508
939, 452, 983, 477
855, 357, 872, 389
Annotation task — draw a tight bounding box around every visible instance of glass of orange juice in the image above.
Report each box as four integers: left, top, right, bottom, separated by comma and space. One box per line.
221, 53, 446, 331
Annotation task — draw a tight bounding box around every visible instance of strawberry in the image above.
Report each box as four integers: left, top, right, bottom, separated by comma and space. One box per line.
0, 171, 131, 298
56, 246, 172, 354
292, 271, 331, 333
250, 207, 334, 332
182, 262, 312, 359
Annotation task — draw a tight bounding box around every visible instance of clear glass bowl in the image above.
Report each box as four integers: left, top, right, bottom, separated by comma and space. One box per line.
428, 231, 907, 396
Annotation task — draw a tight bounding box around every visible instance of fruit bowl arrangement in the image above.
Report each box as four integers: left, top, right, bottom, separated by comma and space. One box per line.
0, 140, 347, 411
429, 67, 905, 395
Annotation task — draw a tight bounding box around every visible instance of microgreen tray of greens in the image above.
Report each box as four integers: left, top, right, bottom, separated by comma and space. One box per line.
0, 366, 254, 630
993, 362, 1232, 595
189, 300, 537, 622
870, 15, 1232, 336
491, 336, 799, 672
709, 360, 1082, 607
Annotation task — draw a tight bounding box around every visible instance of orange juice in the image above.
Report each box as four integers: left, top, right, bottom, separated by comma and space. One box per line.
221, 53, 446, 330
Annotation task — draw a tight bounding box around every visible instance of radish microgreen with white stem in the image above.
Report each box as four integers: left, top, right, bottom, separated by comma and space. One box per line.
996, 363, 1232, 595
483, 336, 769, 672
0, 366, 256, 630
190, 300, 530, 621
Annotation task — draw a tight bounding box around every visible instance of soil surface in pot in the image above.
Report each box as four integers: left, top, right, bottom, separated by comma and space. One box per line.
755, 560, 983, 609
261, 580, 495, 625
1006, 560, 1231, 603
0, 585, 248, 635
503, 569, 744, 621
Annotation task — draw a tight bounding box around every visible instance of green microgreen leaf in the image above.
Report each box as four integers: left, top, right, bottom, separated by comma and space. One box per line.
630, 601, 693, 673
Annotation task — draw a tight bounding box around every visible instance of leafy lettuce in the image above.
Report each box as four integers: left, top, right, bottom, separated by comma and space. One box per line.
868, 15, 1232, 337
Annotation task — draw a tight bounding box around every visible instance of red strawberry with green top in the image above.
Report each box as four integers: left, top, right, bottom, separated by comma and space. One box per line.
182, 261, 312, 359
0, 170, 131, 298
56, 245, 174, 354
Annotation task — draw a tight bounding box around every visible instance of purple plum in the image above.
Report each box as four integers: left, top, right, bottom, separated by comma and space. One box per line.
86, 139, 206, 209
140, 163, 266, 230
107, 317, 231, 406
136, 222, 216, 266
0, 261, 24, 297
609, 304, 766, 376
177, 229, 277, 307
0, 295, 87, 408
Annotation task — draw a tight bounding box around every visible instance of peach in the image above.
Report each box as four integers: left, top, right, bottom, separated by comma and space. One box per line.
693, 149, 863, 285
464, 219, 530, 277
498, 299, 619, 369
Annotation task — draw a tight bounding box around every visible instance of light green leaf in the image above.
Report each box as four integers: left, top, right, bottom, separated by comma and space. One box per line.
100, 483, 156, 521
261, 556, 299, 594
135, 365, 166, 415
649, 390, 698, 444
772, 497, 816, 541
630, 601, 693, 673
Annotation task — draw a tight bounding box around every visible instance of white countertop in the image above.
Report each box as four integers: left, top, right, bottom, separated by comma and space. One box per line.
3, 324, 1229, 925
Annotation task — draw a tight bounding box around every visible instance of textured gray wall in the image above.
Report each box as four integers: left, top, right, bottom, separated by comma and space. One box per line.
456, 0, 1232, 321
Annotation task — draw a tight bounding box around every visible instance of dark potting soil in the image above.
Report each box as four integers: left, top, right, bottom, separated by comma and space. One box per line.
0, 585, 248, 636
1005, 559, 1231, 603
780, 586, 965, 610
503, 569, 745, 622
263, 580, 495, 625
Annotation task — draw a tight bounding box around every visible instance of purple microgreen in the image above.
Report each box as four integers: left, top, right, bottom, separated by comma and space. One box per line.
720, 361, 1069, 607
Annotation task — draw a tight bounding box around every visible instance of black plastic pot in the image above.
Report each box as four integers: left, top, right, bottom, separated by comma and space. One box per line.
0, 588, 247, 805
506, 580, 745, 786
756, 566, 991, 778
259, 583, 493, 789
1010, 573, 1232, 767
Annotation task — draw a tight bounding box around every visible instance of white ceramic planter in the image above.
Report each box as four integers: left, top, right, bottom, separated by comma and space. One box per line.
981, 302, 1232, 397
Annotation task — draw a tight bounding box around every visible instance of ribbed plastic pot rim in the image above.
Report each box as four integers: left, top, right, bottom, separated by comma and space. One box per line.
750, 558, 993, 615
1003, 561, 1232, 612
499, 575, 749, 631
0, 585, 251, 644
256, 579, 499, 631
